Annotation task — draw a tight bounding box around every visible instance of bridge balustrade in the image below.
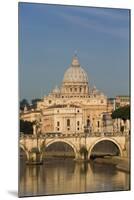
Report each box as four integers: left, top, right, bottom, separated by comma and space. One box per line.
20, 131, 129, 140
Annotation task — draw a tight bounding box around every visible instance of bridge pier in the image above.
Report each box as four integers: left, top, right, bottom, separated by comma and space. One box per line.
75, 156, 89, 162
74, 150, 89, 162
26, 151, 43, 165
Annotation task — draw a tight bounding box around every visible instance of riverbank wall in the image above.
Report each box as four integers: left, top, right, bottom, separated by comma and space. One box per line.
94, 156, 130, 173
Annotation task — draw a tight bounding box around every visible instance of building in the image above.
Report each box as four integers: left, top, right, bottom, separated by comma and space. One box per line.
107, 98, 116, 112
20, 55, 121, 134
20, 106, 41, 122
115, 95, 130, 109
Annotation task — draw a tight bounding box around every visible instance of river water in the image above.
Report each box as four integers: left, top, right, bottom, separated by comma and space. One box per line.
19, 158, 130, 197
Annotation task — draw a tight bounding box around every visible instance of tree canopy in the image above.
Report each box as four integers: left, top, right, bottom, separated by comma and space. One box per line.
20, 120, 33, 134
111, 105, 130, 120
20, 99, 30, 111
31, 98, 41, 109
20, 98, 42, 111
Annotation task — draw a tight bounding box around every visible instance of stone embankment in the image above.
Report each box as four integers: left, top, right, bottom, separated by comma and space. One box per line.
94, 156, 130, 173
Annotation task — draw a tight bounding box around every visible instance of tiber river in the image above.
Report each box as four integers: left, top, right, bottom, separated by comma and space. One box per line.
19, 157, 130, 197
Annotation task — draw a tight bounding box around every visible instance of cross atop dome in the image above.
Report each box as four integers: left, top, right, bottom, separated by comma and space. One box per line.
71, 51, 80, 67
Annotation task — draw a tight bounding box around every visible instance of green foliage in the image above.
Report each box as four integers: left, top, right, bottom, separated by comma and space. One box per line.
20, 99, 30, 111
31, 98, 41, 109
111, 105, 130, 120
20, 120, 33, 134
20, 98, 41, 111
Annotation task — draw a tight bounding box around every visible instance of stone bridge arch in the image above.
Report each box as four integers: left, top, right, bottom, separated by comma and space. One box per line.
41, 139, 78, 159
88, 137, 123, 159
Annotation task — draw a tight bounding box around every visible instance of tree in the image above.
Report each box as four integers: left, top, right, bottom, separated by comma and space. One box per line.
20, 99, 30, 111
20, 120, 33, 134
111, 105, 130, 121
31, 98, 41, 109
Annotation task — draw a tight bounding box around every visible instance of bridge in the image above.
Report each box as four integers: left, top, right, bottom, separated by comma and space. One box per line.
20, 132, 129, 164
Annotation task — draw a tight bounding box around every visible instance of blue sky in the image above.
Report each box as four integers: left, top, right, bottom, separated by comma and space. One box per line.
19, 3, 130, 102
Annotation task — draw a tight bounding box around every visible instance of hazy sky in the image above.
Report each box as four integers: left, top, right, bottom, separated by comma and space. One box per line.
19, 3, 130, 102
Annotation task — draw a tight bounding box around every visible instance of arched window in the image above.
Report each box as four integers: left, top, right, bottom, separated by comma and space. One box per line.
67, 119, 70, 126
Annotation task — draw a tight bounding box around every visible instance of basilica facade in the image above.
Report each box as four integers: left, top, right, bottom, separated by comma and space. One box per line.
32, 55, 111, 135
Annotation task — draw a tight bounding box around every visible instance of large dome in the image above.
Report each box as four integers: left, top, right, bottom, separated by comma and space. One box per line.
63, 56, 88, 83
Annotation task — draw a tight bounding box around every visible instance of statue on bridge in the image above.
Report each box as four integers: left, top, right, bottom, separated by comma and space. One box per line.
27, 119, 43, 164
33, 119, 41, 136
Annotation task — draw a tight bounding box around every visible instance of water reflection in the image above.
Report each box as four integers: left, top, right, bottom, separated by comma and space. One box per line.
19, 158, 130, 197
